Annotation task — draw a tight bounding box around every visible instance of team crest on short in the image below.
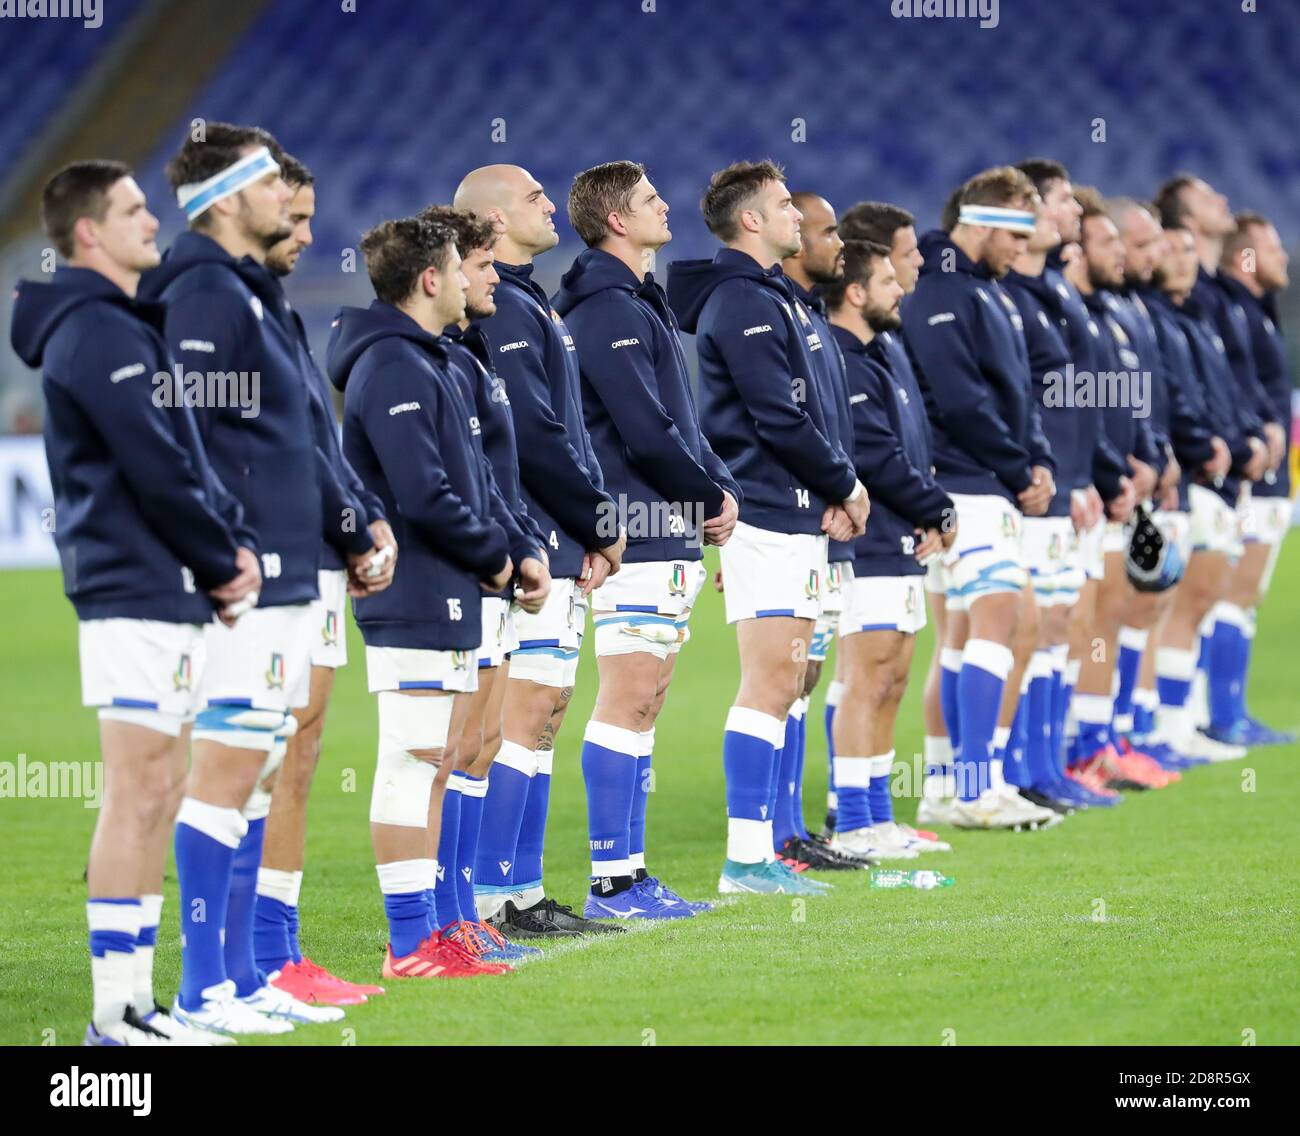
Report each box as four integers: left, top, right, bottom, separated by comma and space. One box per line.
567, 593, 576, 629
904, 585, 918, 614
668, 562, 687, 597
452, 650, 470, 671
804, 569, 821, 600
827, 563, 843, 593
321, 609, 338, 646
265, 652, 286, 690
1001, 512, 1019, 538
173, 654, 193, 692
1048, 533, 1062, 561
496, 609, 508, 646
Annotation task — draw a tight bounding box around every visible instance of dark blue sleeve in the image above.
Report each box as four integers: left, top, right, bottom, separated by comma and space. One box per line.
488, 301, 614, 550
705, 287, 857, 501
699, 434, 742, 508
357, 362, 510, 578
569, 297, 726, 519
1132, 418, 1165, 474
66, 320, 241, 590
306, 381, 375, 557
1091, 414, 1129, 501
850, 358, 953, 531
902, 288, 1035, 495
483, 453, 543, 567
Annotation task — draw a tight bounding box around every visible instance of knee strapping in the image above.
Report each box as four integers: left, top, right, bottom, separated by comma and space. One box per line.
193, 703, 294, 752
369, 691, 453, 828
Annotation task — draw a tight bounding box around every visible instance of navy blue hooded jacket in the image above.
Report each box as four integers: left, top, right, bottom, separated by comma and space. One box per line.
1195, 267, 1276, 435
1081, 289, 1164, 482
791, 279, 856, 564
1099, 290, 1169, 474
141, 231, 353, 607
553, 247, 738, 563
327, 301, 510, 651
444, 322, 548, 573
268, 272, 387, 572
1041, 255, 1129, 503
1003, 267, 1091, 518
441, 331, 548, 572
1142, 289, 1222, 509
11, 266, 250, 622
901, 231, 1053, 501
667, 248, 857, 534
1156, 289, 1254, 506
1215, 275, 1292, 499
833, 324, 952, 577
473, 260, 612, 579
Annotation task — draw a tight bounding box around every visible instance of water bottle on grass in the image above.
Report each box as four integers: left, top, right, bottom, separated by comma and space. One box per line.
870, 868, 954, 890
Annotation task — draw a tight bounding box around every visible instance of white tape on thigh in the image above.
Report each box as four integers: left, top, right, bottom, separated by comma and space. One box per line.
242, 736, 288, 822
369, 691, 452, 828
593, 617, 676, 659
508, 649, 575, 687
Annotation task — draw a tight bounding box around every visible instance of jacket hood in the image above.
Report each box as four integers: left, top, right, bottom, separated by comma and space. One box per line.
326, 300, 447, 391
552, 247, 643, 318
667, 247, 792, 333
917, 229, 984, 279
10, 266, 163, 368
138, 229, 252, 298
1003, 266, 1055, 303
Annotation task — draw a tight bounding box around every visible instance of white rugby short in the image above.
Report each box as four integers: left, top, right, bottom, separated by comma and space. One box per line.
591, 559, 707, 659
366, 644, 479, 694
80, 618, 207, 735
840, 574, 927, 636
718, 521, 827, 624
942, 493, 1026, 609
199, 602, 315, 714
309, 568, 348, 669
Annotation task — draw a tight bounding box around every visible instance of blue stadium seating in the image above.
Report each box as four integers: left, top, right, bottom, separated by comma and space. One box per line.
124, 0, 1300, 360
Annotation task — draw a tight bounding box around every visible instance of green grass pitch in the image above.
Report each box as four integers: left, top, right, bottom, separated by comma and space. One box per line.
2, 547, 1298, 1046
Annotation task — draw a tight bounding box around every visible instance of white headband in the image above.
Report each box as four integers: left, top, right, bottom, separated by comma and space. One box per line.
176, 146, 280, 222
958, 203, 1036, 234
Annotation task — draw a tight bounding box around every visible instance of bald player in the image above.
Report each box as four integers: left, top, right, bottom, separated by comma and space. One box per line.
452, 166, 625, 939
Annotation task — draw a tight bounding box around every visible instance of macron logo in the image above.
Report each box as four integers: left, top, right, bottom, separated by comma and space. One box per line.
927, 312, 956, 326
499, 340, 528, 353
179, 339, 215, 353
388, 401, 420, 416
743, 324, 773, 336
109, 363, 145, 383
849, 393, 868, 405
498, 860, 511, 876
611, 338, 639, 349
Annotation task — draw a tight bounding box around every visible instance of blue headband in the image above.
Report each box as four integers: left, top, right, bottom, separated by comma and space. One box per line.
176, 146, 280, 221
958, 203, 1036, 234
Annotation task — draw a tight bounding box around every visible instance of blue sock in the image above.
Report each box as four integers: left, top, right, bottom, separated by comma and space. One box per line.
1156, 672, 1191, 709
286, 900, 301, 964
432, 781, 463, 928
1053, 668, 1074, 780
174, 799, 244, 1011
1236, 630, 1253, 721
630, 732, 652, 872
834, 753, 872, 831
253, 891, 294, 974
379, 861, 433, 958
1133, 693, 1156, 738
940, 648, 963, 755
954, 640, 1013, 800
767, 743, 785, 851
1003, 696, 1030, 788
772, 712, 801, 849
868, 753, 894, 824
1113, 628, 1147, 734
824, 684, 840, 820
792, 706, 810, 840
474, 741, 534, 891
723, 708, 782, 859
1073, 693, 1112, 761
581, 722, 639, 889
1208, 610, 1247, 728
456, 775, 486, 921
515, 750, 553, 891
224, 816, 266, 998
1025, 660, 1055, 789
